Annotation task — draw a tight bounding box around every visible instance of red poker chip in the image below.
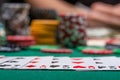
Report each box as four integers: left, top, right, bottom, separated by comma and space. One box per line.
82, 49, 113, 54
106, 39, 120, 45
17, 41, 36, 46
7, 36, 34, 42
41, 49, 73, 53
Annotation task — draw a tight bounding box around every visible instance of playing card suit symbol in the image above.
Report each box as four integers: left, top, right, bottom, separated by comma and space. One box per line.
30, 61, 38, 63
40, 65, 46, 69
51, 61, 59, 63
0, 57, 4, 59
73, 66, 86, 69
50, 65, 60, 68
72, 58, 81, 60
72, 62, 83, 64
34, 58, 40, 60
26, 65, 35, 68
118, 66, 120, 68
88, 66, 95, 70
0, 64, 11, 67
63, 65, 70, 69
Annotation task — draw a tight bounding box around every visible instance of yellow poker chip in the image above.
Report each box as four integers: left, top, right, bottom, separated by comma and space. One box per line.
31, 33, 56, 37
31, 30, 49, 33
30, 26, 52, 30
31, 20, 60, 26
31, 31, 55, 36
34, 37, 56, 40
31, 30, 50, 33
31, 27, 57, 32
31, 28, 57, 31
31, 24, 58, 28
31, 29, 57, 33
31, 27, 57, 31
38, 26, 57, 30
32, 36, 56, 39
35, 39, 57, 44
35, 38, 56, 41
31, 34, 56, 38
36, 42, 57, 45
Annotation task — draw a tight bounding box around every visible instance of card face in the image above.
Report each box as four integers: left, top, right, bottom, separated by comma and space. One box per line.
21, 56, 53, 69
49, 57, 72, 70
0, 57, 37, 69
0, 57, 17, 69
71, 57, 96, 70
92, 57, 120, 70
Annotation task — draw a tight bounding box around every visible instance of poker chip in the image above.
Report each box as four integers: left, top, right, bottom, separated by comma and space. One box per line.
7, 36, 36, 47
82, 49, 113, 54
1, 3, 30, 35
35, 38, 57, 45
7, 36, 34, 42
58, 13, 87, 48
105, 38, 120, 50
16, 41, 36, 45
31, 20, 59, 25
106, 39, 120, 45
41, 49, 73, 53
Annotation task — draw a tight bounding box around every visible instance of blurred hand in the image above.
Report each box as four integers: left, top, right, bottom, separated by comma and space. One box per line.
86, 2, 120, 28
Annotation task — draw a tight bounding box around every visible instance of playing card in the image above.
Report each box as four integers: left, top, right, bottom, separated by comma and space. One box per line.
92, 56, 120, 70
0, 55, 5, 59
21, 56, 53, 69
0, 57, 37, 69
49, 57, 72, 70
0, 57, 17, 69
71, 57, 96, 70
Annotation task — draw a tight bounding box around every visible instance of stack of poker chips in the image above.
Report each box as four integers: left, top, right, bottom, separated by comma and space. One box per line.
30, 20, 59, 45
7, 36, 36, 47
0, 23, 6, 45
58, 13, 87, 48
1, 3, 30, 35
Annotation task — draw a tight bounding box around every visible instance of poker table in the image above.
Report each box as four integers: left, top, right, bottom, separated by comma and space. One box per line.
0, 49, 120, 80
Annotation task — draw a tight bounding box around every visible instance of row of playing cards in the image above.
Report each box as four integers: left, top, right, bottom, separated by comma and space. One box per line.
0, 55, 120, 70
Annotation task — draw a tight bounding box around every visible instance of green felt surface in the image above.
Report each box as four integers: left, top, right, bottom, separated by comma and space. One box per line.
0, 49, 120, 80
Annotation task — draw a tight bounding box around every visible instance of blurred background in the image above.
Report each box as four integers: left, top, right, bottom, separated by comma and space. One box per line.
0, 0, 120, 49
